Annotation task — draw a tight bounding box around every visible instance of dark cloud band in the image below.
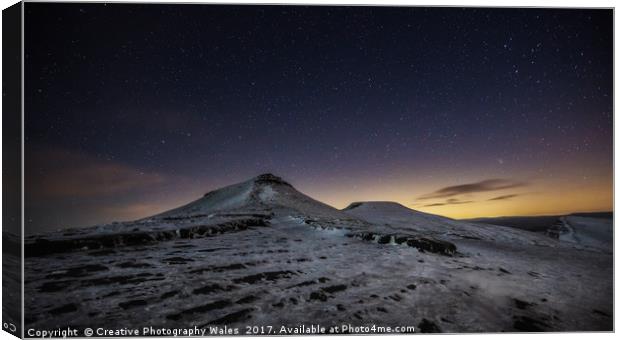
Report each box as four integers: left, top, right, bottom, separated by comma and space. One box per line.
422, 198, 475, 207
488, 194, 520, 201
419, 179, 527, 200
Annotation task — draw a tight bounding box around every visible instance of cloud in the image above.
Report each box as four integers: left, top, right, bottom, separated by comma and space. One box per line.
487, 194, 520, 201
422, 198, 475, 207
26, 147, 166, 199
419, 179, 527, 200
422, 203, 446, 207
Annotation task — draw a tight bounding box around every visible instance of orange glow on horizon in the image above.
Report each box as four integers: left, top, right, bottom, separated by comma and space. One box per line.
300, 166, 613, 220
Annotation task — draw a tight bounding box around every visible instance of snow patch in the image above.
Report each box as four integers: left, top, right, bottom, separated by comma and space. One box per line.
259, 185, 276, 202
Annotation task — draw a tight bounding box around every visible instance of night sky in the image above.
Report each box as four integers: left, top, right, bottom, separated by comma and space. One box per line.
24, 3, 613, 233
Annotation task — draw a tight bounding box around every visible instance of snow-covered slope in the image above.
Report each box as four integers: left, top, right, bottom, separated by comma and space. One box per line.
467, 214, 613, 253
549, 216, 612, 252
344, 201, 450, 225
342, 201, 559, 247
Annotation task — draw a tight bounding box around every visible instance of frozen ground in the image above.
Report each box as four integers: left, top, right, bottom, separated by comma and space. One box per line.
23, 174, 613, 334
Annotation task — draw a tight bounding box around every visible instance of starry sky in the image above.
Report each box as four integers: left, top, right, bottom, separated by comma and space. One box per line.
24, 3, 613, 233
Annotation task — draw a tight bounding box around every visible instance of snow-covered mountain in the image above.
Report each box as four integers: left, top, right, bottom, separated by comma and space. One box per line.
343, 201, 560, 246
22, 174, 613, 333
154, 174, 357, 222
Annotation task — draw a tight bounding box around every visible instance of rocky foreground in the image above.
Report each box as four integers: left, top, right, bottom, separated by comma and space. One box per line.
22, 174, 613, 334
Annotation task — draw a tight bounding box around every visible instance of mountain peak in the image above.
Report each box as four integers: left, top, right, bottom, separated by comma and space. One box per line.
253, 173, 291, 187
343, 201, 409, 211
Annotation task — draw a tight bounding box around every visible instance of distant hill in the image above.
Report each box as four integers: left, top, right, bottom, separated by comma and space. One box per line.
465, 215, 562, 233
569, 211, 613, 219
466, 212, 612, 234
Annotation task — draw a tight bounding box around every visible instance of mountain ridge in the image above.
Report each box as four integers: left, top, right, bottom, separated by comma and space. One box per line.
151, 173, 357, 222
